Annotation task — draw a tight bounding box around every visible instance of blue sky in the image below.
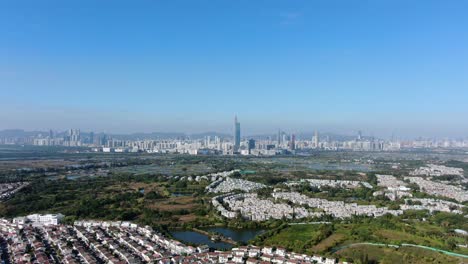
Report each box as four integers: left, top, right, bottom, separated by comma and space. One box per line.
1, 0, 467, 138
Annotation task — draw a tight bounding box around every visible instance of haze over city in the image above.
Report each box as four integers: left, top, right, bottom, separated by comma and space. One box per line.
2, 0, 468, 137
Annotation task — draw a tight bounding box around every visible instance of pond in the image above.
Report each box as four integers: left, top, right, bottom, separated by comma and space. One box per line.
267, 158, 373, 172
111, 164, 214, 176
171, 192, 192, 197
66, 175, 81, 180
203, 227, 264, 243
305, 162, 372, 171
170, 231, 233, 250
170, 227, 265, 250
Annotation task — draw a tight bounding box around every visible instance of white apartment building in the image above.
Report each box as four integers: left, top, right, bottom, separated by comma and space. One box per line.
13, 213, 65, 226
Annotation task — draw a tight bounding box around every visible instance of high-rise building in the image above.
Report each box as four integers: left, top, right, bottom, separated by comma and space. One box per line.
314, 130, 319, 148
94, 134, 107, 146
89, 132, 94, 145
67, 129, 81, 146
69, 129, 80, 142
234, 116, 241, 152
277, 129, 281, 145
290, 134, 296, 150
204, 136, 211, 146
248, 139, 256, 154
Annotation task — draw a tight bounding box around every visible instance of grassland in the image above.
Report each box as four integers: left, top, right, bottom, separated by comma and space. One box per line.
261, 224, 323, 250
335, 244, 464, 264
251, 214, 468, 262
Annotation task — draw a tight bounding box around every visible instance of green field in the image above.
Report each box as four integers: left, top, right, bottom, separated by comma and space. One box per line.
251, 215, 468, 262
336, 244, 464, 264
262, 224, 323, 250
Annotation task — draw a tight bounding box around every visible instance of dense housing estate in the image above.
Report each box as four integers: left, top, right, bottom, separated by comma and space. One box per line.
0, 217, 344, 264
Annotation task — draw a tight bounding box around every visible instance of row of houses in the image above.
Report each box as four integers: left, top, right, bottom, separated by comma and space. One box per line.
405, 176, 468, 202
213, 191, 406, 221
214, 193, 321, 221
273, 192, 403, 219
0, 219, 55, 264
0, 218, 346, 264
373, 174, 412, 201
206, 177, 266, 193
158, 245, 344, 264
410, 164, 464, 177
0, 182, 29, 200
400, 198, 465, 214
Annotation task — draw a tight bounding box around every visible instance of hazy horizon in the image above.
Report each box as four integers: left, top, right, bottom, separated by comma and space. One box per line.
2, 1, 468, 138
0, 124, 466, 140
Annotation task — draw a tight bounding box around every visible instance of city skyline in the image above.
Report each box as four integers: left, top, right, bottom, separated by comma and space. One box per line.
1, 124, 467, 142
3, 121, 467, 154
2, 1, 468, 137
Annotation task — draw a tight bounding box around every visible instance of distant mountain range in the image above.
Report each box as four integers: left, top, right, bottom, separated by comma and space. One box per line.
0, 129, 232, 140
247, 132, 360, 141
111, 131, 232, 140
0, 129, 364, 141
0, 129, 45, 138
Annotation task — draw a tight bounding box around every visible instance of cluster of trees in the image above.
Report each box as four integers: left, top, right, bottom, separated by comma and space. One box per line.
249, 222, 289, 246
243, 174, 288, 185
256, 187, 274, 198
1, 175, 198, 226
297, 184, 375, 201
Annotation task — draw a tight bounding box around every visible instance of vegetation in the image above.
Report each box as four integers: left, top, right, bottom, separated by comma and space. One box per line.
248, 212, 468, 258
336, 244, 463, 264
1, 150, 467, 263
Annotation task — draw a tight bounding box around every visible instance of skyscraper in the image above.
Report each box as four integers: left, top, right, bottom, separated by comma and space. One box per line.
248, 139, 256, 154
69, 129, 80, 142
234, 116, 241, 153
66, 129, 81, 147
277, 129, 281, 145
89, 132, 94, 145
290, 134, 296, 150
314, 130, 319, 148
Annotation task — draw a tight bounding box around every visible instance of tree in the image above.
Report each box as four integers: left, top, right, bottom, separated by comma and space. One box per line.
446, 238, 457, 250
175, 180, 187, 188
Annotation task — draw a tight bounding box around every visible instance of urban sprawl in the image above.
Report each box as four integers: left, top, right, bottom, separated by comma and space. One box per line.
2, 117, 468, 155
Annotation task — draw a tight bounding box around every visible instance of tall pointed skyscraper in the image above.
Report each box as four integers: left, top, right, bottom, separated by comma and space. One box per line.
234, 115, 241, 152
